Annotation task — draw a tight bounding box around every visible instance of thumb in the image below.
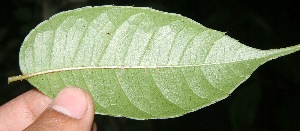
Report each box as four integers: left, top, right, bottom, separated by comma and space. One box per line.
24, 87, 95, 131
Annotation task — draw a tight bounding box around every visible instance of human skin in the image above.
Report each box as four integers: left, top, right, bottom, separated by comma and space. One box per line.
0, 87, 95, 131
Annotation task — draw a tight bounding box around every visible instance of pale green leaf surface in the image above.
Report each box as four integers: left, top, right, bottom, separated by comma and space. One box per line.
9, 6, 300, 119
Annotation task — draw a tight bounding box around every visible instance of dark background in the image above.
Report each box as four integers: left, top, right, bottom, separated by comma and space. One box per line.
1, 0, 299, 130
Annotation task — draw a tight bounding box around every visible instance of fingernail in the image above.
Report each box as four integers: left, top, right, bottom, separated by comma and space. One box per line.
50, 87, 88, 119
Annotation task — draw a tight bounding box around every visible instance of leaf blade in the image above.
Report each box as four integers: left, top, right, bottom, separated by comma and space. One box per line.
9, 6, 300, 119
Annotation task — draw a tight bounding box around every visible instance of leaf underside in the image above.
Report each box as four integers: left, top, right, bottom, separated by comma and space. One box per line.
10, 6, 300, 119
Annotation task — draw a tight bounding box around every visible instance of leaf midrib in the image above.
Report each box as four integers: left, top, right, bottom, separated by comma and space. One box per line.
6, 58, 268, 84
9, 42, 300, 84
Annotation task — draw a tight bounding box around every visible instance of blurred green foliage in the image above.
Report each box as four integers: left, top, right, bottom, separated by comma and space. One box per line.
1, 0, 299, 130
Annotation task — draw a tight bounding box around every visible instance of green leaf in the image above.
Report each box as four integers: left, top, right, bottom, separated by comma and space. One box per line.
8, 6, 300, 120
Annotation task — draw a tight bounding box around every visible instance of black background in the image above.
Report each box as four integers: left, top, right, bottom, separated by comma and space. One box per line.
1, 0, 299, 130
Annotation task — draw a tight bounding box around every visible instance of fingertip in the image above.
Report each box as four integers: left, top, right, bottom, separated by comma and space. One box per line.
50, 87, 88, 119
25, 87, 95, 131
